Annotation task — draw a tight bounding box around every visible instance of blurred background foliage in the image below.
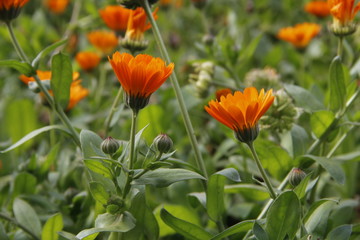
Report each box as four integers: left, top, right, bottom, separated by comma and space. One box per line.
1, 0, 360, 239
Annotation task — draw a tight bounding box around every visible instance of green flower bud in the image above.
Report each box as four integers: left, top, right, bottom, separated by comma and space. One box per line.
121, 38, 149, 54
106, 196, 125, 214
153, 134, 173, 153
289, 168, 306, 187
101, 137, 120, 155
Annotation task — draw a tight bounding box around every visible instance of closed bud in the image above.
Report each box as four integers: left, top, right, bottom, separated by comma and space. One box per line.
121, 38, 149, 53
289, 168, 306, 187
153, 133, 173, 153
106, 196, 125, 214
101, 137, 120, 155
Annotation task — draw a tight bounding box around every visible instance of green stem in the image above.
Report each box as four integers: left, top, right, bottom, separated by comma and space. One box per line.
6, 21, 81, 147
337, 36, 343, 58
105, 87, 123, 136
247, 142, 277, 199
122, 110, 138, 199
142, 0, 208, 182
6, 22, 29, 62
0, 212, 40, 240
95, 62, 107, 108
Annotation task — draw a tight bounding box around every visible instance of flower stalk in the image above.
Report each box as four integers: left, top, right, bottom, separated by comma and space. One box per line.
142, 0, 208, 181
246, 141, 277, 199
104, 87, 123, 135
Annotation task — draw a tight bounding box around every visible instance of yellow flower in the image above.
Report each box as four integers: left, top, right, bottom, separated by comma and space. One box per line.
108, 52, 174, 111
277, 23, 321, 48
304, 1, 330, 17
99, 5, 132, 32
328, 0, 360, 35
75, 51, 101, 72
205, 87, 274, 143
45, 0, 70, 14
87, 30, 119, 54
0, 0, 29, 22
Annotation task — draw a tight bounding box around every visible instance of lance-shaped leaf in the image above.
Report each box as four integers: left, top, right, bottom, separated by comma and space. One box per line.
329, 56, 347, 111
41, 213, 63, 240
0, 59, 35, 76
51, 52, 73, 109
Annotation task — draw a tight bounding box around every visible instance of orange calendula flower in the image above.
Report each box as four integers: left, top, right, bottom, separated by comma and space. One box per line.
122, 7, 158, 52
108, 52, 174, 111
0, 0, 29, 22
87, 30, 119, 54
277, 23, 321, 48
328, 0, 360, 35
75, 51, 101, 72
215, 88, 232, 101
19, 70, 88, 110
304, 1, 330, 17
45, 0, 70, 14
205, 87, 274, 143
99, 5, 132, 32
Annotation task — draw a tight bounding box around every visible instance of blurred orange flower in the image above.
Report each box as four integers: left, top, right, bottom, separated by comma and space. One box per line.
125, 7, 158, 42
205, 87, 274, 143
99, 5, 132, 32
45, 0, 69, 14
215, 88, 232, 101
328, 0, 360, 24
0, 0, 29, 22
108, 52, 174, 111
277, 23, 321, 48
304, 1, 330, 17
87, 30, 118, 54
75, 51, 101, 71
19, 70, 88, 110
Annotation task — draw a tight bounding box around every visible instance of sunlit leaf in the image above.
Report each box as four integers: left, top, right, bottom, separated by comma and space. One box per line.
41, 213, 63, 240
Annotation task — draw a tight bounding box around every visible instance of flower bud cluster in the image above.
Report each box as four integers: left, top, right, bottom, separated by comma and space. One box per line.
189, 61, 215, 98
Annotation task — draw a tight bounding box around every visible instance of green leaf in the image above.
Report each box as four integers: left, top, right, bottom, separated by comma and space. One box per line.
238, 34, 262, 62
284, 84, 324, 111
300, 155, 345, 184
293, 173, 314, 200
89, 182, 109, 206
80, 130, 106, 158
76, 212, 135, 239
210, 220, 254, 240
304, 199, 337, 238
123, 191, 159, 240
214, 168, 241, 182
225, 184, 269, 201
4, 99, 39, 152
41, 213, 63, 240
13, 198, 42, 238
0, 125, 70, 153
160, 209, 212, 240
32, 39, 68, 68
0, 222, 10, 240
57, 231, 77, 240
0, 59, 35, 76
329, 56, 347, 111
138, 105, 167, 143
253, 222, 268, 240
255, 139, 292, 179
40, 143, 60, 175
13, 172, 37, 196
265, 191, 301, 240
310, 111, 335, 139
51, 52, 73, 109
132, 168, 206, 187
327, 225, 352, 240
84, 160, 113, 179
207, 173, 225, 222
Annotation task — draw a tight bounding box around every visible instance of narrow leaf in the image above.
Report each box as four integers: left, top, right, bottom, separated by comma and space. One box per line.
329, 56, 346, 111
41, 213, 63, 240
132, 168, 206, 187
0, 125, 70, 153
207, 173, 226, 221
84, 160, 113, 179
32, 39, 68, 68
0, 60, 35, 76
284, 84, 324, 111
80, 130, 106, 158
327, 225, 352, 240
211, 220, 254, 240
214, 168, 241, 182
160, 209, 212, 240
253, 222, 269, 240
51, 52, 73, 109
